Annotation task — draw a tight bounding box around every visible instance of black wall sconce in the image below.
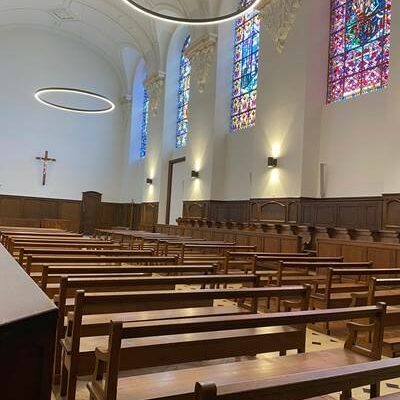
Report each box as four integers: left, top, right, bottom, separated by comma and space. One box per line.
191, 170, 200, 179
267, 157, 278, 168
146, 178, 153, 185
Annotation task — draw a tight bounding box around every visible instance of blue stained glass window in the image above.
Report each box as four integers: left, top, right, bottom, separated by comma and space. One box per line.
176, 35, 191, 148
140, 89, 149, 158
231, 0, 260, 131
328, 0, 392, 103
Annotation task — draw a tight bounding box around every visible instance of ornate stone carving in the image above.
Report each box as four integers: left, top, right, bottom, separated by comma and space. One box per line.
120, 94, 132, 127
260, 0, 302, 54
185, 33, 217, 93
144, 72, 165, 116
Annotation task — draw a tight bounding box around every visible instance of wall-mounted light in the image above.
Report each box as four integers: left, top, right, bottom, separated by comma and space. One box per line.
191, 170, 200, 179
267, 157, 278, 169
146, 178, 153, 185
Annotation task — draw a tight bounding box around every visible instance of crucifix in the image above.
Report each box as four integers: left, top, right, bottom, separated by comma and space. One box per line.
36, 150, 56, 186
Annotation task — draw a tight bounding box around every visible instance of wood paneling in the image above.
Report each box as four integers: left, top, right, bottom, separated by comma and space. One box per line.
156, 224, 301, 253
139, 202, 159, 231
300, 197, 382, 230
0, 194, 131, 233
317, 238, 400, 268
183, 200, 249, 223
383, 194, 400, 230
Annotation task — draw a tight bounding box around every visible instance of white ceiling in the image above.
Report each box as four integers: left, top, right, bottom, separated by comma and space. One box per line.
0, 1, 272, 94
0, 0, 191, 93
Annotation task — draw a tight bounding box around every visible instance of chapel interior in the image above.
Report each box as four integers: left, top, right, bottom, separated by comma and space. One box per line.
1, 1, 400, 399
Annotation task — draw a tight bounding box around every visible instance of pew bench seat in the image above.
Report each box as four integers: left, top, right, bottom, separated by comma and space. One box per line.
68, 325, 304, 375
313, 289, 400, 309
63, 306, 252, 336
95, 348, 372, 400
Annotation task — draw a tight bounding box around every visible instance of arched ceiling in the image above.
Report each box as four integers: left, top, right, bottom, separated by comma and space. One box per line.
0, 1, 283, 93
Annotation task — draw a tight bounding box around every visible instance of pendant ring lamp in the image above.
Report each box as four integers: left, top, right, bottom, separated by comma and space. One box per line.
34, 87, 115, 114
122, 0, 261, 25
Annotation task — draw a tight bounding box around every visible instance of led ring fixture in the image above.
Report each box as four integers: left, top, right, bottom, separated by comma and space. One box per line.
122, 0, 261, 25
34, 87, 115, 114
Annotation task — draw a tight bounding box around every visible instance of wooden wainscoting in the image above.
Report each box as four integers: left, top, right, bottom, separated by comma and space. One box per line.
317, 238, 400, 268
0, 194, 133, 232
183, 197, 385, 231
156, 223, 301, 253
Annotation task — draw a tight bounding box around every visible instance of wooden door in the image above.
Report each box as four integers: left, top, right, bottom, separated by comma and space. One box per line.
81, 191, 102, 235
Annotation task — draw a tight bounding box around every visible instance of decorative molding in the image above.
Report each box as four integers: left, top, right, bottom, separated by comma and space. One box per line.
259, 0, 302, 54
185, 33, 217, 93
120, 94, 132, 126
143, 72, 165, 116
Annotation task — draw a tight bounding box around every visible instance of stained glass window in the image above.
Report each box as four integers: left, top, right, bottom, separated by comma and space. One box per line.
140, 89, 149, 158
328, 0, 391, 103
231, 0, 260, 131
176, 35, 191, 148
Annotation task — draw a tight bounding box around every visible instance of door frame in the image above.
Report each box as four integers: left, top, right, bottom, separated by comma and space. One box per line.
165, 157, 186, 224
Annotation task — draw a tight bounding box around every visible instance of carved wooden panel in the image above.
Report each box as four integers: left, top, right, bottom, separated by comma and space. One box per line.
259, 201, 286, 222
383, 194, 400, 230
341, 244, 367, 262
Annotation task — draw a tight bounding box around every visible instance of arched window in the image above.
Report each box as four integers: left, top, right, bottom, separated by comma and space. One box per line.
140, 89, 149, 158
328, 0, 392, 103
176, 35, 191, 148
231, 0, 260, 131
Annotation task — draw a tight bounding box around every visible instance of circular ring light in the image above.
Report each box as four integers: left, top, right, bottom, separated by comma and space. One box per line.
34, 87, 115, 114
122, 0, 261, 25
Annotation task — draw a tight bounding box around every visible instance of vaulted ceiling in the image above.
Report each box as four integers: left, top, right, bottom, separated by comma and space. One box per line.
0, 0, 285, 93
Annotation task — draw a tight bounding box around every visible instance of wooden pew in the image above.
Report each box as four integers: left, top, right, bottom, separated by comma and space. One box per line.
53, 274, 262, 384
35, 264, 218, 287
252, 256, 344, 274
224, 251, 310, 275
194, 357, 400, 400
25, 254, 177, 274
311, 268, 400, 334
360, 278, 400, 356
2, 231, 82, 248
15, 242, 121, 261
275, 261, 373, 287
19, 248, 151, 268
61, 286, 309, 400
180, 244, 257, 267
87, 304, 386, 400
8, 237, 112, 254
156, 239, 229, 256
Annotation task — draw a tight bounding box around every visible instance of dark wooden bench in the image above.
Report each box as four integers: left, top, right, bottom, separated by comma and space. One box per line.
34, 264, 218, 286
61, 286, 310, 399
53, 274, 261, 383
8, 237, 113, 254
311, 268, 400, 334
223, 251, 310, 275
87, 304, 386, 400
25, 254, 178, 274
252, 256, 344, 275
275, 261, 373, 287
14, 242, 120, 261
195, 357, 400, 400
19, 248, 152, 268
361, 278, 400, 356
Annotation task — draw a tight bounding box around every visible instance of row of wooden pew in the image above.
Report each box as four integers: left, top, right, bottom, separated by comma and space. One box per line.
3, 226, 400, 399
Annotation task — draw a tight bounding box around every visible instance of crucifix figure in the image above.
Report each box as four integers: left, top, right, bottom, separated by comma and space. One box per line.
36, 150, 56, 186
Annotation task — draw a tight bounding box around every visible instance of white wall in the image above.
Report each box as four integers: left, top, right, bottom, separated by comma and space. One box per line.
0, 26, 125, 202
319, 0, 399, 197
4, 0, 398, 208
169, 161, 186, 224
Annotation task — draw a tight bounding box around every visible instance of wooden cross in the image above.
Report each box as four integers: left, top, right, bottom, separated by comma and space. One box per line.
36, 150, 56, 186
